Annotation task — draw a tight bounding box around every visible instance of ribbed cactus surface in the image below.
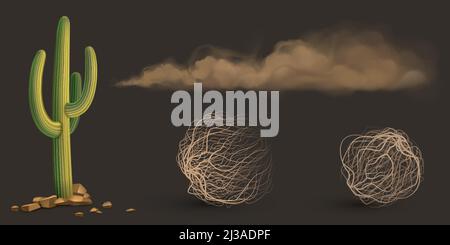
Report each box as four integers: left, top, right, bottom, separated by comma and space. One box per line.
29, 16, 98, 198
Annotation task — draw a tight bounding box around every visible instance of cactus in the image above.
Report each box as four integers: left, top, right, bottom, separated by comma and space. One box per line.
28, 16, 97, 198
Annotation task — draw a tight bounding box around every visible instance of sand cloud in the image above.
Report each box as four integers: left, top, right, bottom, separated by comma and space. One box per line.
118, 28, 434, 92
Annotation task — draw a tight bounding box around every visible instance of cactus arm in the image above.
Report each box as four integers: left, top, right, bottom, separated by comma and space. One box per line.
65, 47, 97, 118
69, 72, 81, 134
29, 50, 62, 138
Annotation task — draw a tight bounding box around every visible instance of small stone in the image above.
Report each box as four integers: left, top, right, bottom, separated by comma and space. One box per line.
39, 195, 57, 208
83, 193, 91, 199
32, 197, 45, 203
73, 183, 87, 195
102, 201, 112, 209
96, 210, 103, 214
21, 203, 41, 212
89, 207, 99, 213
55, 198, 69, 206
74, 212, 84, 217
10, 205, 20, 212
125, 208, 136, 213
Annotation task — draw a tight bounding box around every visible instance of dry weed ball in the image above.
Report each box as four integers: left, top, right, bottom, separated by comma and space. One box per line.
177, 124, 272, 206
339, 128, 424, 206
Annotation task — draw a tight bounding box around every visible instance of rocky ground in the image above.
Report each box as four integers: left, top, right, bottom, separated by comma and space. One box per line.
10, 184, 135, 217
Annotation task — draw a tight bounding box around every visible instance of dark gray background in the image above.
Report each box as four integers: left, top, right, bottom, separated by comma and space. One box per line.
1, 0, 449, 224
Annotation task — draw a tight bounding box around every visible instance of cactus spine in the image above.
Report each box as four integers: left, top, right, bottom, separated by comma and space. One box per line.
29, 16, 97, 198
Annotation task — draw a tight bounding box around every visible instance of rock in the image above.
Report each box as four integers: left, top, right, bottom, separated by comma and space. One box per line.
69, 195, 92, 206
83, 193, 91, 199
10, 205, 19, 212
39, 195, 57, 208
73, 183, 87, 195
102, 201, 112, 209
55, 198, 69, 206
126, 208, 136, 213
32, 197, 45, 203
82, 198, 93, 205
69, 195, 84, 203
74, 212, 84, 217
96, 210, 103, 214
21, 203, 41, 212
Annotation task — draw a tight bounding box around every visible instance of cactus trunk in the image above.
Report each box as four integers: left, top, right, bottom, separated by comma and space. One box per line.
29, 16, 97, 198
53, 125, 73, 197
52, 18, 73, 197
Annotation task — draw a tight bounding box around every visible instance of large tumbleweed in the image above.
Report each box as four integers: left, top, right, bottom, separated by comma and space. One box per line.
177, 117, 272, 206
340, 128, 424, 206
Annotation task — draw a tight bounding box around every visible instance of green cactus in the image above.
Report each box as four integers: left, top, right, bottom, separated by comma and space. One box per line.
29, 16, 97, 198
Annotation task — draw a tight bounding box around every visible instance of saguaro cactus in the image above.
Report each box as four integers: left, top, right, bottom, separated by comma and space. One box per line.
29, 16, 97, 198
